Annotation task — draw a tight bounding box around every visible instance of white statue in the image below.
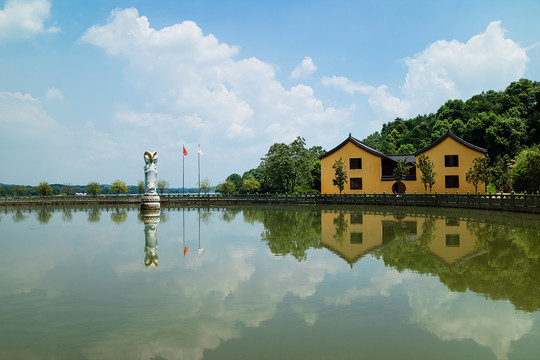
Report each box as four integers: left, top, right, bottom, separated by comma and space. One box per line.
144, 151, 158, 194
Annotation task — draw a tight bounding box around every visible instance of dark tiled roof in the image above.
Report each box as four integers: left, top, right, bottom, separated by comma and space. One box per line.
414, 131, 487, 155
319, 133, 385, 160
386, 154, 416, 163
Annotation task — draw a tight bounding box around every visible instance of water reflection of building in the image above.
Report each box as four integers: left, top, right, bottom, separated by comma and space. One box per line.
321, 211, 479, 267
141, 209, 160, 267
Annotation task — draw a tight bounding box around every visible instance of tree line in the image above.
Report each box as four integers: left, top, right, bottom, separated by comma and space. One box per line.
0, 180, 171, 197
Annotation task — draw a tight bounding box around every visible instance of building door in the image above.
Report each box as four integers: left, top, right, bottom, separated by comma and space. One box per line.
392, 182, 406, 194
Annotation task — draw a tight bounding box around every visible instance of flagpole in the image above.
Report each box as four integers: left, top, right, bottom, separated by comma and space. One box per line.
182, 144, 185, 195
198, 143, 201, 197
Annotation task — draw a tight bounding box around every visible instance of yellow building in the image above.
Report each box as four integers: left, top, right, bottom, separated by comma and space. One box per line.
320, 132, 487, 194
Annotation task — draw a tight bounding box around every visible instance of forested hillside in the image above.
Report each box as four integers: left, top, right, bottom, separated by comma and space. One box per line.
362, 78, 540, 162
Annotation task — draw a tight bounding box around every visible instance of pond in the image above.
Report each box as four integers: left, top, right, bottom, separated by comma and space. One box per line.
1, 205, 539, 360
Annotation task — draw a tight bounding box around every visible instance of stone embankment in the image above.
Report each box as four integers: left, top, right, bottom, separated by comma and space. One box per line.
1, 192, 539, 214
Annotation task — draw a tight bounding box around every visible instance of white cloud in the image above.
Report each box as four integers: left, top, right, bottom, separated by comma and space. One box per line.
0, 0, 59, 41
401, 20, 528, 114
289, 56, 317, 79
367, 85, 411, 120
44, 87, 63, 101
323, 21, 529, 127
81, 8, 350, 185
321, 76, 374, 95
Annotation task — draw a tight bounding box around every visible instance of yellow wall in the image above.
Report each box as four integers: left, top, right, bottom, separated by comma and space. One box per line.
320, 136, 486, 194
419, 136, 486, 194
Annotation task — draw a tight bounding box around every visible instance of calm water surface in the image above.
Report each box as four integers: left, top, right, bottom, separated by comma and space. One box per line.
1, 205, 539, 360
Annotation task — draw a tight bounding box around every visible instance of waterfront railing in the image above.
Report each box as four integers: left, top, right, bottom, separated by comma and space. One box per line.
1, 192, 539, 213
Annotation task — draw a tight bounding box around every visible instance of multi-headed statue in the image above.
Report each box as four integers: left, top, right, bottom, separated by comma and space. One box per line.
141, 151, 160, 210
144, 151, 158, 194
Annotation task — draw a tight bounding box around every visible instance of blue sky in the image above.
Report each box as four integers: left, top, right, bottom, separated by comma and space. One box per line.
1, 0, 539, 187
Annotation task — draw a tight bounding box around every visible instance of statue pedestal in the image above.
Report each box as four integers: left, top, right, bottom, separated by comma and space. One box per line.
141, 193, 160, 210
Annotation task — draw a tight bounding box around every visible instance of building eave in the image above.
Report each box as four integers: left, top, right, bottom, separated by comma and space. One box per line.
319, 133, 386, 160
414, 131, 488, 156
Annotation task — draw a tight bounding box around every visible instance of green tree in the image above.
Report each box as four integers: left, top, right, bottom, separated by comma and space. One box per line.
110, 179, 128, 195
0, 184, 4, 196
261, 137, 312, 193
36, 182, 53, 196
393, 160, 412, 189
466, 155, 492, 193
62, 183, 73, 196
216, 180, 236, 194
465, 167, 481, 193
13, 185, 26, 196
226, 173, 243, 193
242, 177, 261, 193
511, 146, 540, 193
157, 179, 169, 195
492, 155, 512, 192
198, 178, 212, 194
137, 180, 145, 195
332, 157, 348, 194
416, 154, 436, 192
87, 182, 101, 196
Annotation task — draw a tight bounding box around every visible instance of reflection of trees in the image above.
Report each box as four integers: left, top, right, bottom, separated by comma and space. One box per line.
110, 209, 128, 224
417, 215, 437, 249
62, 209, 73, 223
36, 208, 53, 224
221, 208, 242, 223
88, 208, 101, 223
374, 221, 540, 312
199, 208, 214, 224
333, 212, 348, 245
255, 208, 321, 261
12, 209, 28, 223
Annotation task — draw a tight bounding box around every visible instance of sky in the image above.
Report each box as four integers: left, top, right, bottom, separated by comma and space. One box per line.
1, 0, 539, 187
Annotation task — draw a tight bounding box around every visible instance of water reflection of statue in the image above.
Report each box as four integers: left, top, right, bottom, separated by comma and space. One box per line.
141, 209, 160, 267
144, 151, 158, 194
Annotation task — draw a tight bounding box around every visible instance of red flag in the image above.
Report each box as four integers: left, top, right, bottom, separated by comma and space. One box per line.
183, 146, 188, 156
184, 246, 188, 256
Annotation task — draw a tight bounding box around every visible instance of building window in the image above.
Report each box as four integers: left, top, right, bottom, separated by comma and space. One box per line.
445, 155, 459, 167
445, 175, 459, 188
350, 232, 363, 244
445, 217, 459, 226
350, 178, 362, 190
446, 234, 460, 247
350, 213, 363, 224
350, 158, 362, 169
